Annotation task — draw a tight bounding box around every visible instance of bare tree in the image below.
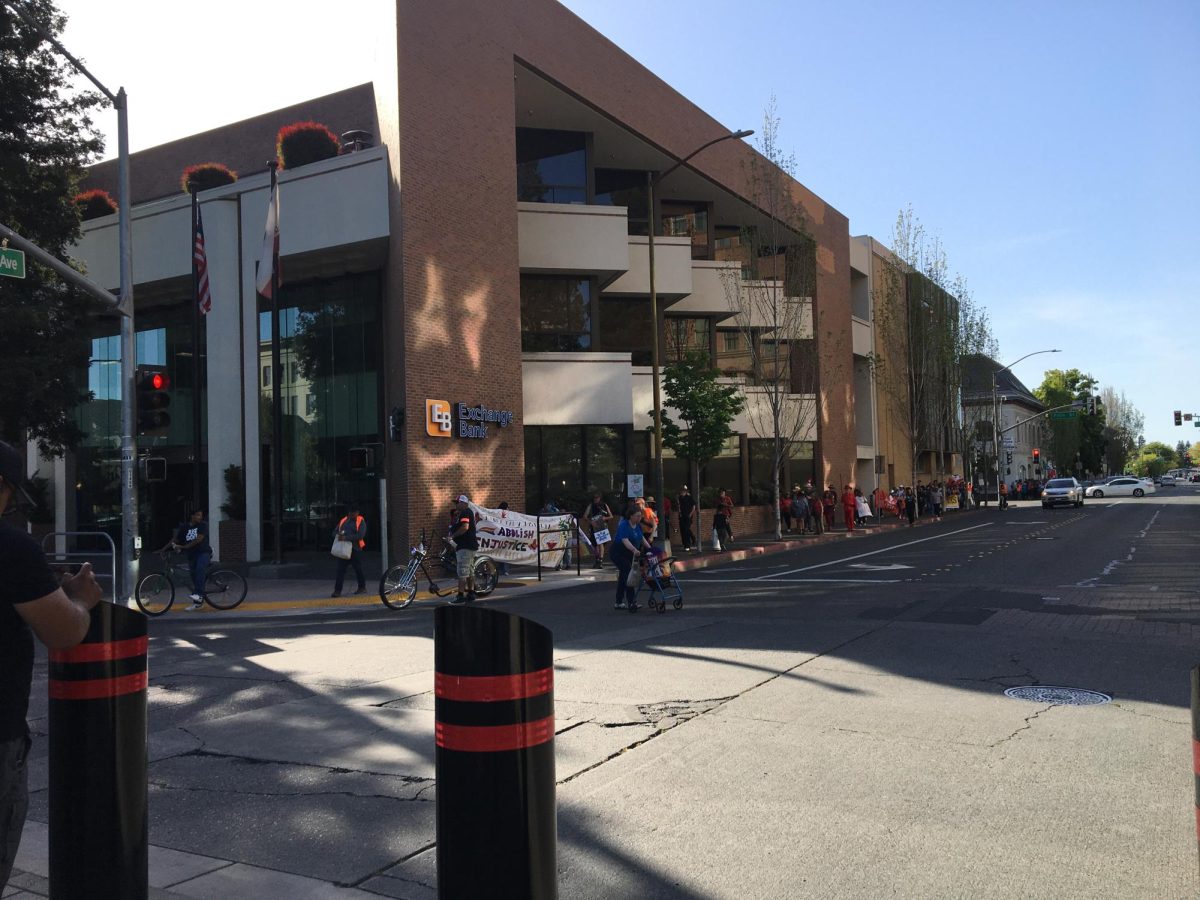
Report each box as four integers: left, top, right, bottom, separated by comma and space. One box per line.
873, 207, 995, 489
1099, 386, 1143, 474
718, 100, 821, 539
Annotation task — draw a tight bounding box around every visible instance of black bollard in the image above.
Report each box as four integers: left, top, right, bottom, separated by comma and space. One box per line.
48, 602, 148, 900
435, 606, 556, 899
1193, 664, 1199, 878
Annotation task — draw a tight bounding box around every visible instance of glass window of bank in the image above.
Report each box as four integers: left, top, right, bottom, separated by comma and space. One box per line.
74, 292, 207, 547
258, 272, 382, 552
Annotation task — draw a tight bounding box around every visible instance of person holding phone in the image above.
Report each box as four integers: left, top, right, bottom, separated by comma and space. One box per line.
0, 441, 103, 888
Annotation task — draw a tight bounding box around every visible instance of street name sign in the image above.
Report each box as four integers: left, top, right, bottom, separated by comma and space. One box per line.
1002, 437, 1015, 448
1050, 410, 1077, 420
0, 247, 26, 279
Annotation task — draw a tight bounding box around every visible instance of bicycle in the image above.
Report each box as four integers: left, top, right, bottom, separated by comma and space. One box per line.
379, 531, 498, 610
135, 548, 248, 616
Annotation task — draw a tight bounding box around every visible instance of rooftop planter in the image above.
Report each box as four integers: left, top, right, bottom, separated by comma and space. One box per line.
276, 121, 340, 170
74, 188, 117, 220
181, 162, 238, 194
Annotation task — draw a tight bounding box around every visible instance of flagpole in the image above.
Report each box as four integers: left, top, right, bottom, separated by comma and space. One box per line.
190, 190, 203, 510
268, 161, 284, 565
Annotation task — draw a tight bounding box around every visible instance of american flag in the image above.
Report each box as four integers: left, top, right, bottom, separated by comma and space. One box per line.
193, 203, 212, 315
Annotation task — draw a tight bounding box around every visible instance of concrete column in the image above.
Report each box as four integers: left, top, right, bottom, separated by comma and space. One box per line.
240, 187, 269, 562
203, 197, 244, 561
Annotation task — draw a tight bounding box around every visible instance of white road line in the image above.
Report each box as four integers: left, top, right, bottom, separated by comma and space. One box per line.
752, 522, 994, 581
695, 578, 902, 584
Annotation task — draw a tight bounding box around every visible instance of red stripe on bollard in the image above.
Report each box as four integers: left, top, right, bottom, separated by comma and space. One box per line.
49, 671, 148, 701
1193, 738, 1199, 775
435, 667, 553, 702
49, 635, 148, 663
436, 715, 555, 752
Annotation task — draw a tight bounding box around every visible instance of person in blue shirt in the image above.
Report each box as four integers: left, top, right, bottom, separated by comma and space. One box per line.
609, 505, 651, 611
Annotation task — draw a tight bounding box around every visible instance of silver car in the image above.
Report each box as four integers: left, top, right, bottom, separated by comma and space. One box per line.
1041, 477, 1084, 509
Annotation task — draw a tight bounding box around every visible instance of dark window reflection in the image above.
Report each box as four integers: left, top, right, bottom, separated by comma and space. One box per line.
259, 272, 382, 551
595, 168, 649, 235
599, 297, 652, 366
524, 424, 628, 514
664, 317, 711, 365
516, 128, 588, 204
520, 276, 592, 352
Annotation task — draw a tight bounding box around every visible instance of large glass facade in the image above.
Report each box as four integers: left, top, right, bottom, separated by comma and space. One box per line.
664, 317, 711, 365
516, 128, 588, 204
259, 272, 382, 551
520, 276, 592, 352
524, 425, 627, 515
75, 297, 207, 547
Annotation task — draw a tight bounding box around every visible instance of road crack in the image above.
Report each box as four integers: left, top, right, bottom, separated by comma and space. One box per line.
991, 703, 1056, 747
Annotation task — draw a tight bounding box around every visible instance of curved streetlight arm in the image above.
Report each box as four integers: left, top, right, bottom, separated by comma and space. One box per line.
990, 348, 1060, 505
653, 129, 755, 187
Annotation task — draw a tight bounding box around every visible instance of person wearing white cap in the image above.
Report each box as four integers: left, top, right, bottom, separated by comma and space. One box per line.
0, 440, 103, 887
448, 494, 478, 603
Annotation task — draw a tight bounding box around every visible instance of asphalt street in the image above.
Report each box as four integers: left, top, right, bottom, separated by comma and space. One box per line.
15, 487, 1200, 899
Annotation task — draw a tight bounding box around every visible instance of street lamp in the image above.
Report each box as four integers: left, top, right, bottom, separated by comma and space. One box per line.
647, 129, 753, 546
991, 349, 1059, 505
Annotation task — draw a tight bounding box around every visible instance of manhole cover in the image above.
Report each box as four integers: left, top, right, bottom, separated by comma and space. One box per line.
1003, 685, 1111, 706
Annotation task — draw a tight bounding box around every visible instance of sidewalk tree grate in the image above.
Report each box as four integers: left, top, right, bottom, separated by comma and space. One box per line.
1003, 685, 1112, 706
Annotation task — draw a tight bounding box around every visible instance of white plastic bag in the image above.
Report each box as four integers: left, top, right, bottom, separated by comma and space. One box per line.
711, 528, 721, 551
330, 538, 353, 560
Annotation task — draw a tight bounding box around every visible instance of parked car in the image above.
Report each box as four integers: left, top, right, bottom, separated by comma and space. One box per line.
1158, 474, 1177, 486
1041, 477, 1084, 509
1085, 477, 1156, 498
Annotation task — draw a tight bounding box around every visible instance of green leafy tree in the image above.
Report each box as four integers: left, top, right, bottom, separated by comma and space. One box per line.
1129, 441, 1177, 477
0, 1, 104, 453
651, 351, 744, 516
1033, 369, 1107, 477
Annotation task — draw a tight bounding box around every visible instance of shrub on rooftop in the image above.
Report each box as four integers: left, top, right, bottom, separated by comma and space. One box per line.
181, 162, 238, 194
74, 188, 117, 220
276, 121, 340, 170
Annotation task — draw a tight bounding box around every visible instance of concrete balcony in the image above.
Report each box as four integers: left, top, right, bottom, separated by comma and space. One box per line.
668, 260, 741, 316
719, 281, 813, 337
522, 353, 634, 425
604, 235, 693, 299
852, 316, 873, 357
517, 202, 630, 279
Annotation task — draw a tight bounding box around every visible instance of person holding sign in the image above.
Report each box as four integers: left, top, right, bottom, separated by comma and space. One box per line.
583, 492, 613, 569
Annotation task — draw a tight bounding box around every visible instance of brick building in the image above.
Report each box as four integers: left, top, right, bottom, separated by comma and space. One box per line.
62, 0, 859, 563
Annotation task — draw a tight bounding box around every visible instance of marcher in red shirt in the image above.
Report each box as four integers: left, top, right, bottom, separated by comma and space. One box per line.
841, 485, 856, 533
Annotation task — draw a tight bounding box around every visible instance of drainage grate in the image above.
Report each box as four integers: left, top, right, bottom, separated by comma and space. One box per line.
1003, 685, 1111, 706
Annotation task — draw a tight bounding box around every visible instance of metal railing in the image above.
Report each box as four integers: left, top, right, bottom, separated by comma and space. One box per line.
41, 531, 120, 603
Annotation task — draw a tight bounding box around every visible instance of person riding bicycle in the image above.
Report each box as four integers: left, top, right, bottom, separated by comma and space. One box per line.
162, 509, 211, 611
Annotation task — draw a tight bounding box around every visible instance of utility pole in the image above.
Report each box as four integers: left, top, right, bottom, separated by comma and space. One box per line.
7, 3, 138, 601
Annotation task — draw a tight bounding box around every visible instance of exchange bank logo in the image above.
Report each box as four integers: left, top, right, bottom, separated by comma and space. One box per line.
426, 400, 453, 438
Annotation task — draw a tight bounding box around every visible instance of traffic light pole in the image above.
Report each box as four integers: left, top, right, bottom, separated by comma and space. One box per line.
117, 90, 138, 604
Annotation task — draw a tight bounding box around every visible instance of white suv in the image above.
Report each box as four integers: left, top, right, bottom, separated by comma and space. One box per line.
1042, 477, 1084, 509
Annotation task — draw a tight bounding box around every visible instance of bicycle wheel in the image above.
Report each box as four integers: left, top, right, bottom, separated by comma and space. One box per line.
380, 565, 418, 610
204, 570, 248, 609
472, 557, 498, 596
135, 572, 174, 616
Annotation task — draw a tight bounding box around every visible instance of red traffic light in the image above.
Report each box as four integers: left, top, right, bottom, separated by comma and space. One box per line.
150, 372, 169, 390
1032, 448, 1040, 460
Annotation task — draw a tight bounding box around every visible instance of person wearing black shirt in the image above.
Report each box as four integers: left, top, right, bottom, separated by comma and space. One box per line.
448, 494, 478, 604
165, 509, 212, 610
676, 485, 697, 552
0, 441, 102, 888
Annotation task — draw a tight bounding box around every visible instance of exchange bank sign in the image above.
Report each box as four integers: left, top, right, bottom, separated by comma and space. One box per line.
426, 399, 514, 440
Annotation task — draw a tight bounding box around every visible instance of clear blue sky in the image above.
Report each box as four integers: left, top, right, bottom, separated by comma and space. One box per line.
60, 0, 1198, 448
